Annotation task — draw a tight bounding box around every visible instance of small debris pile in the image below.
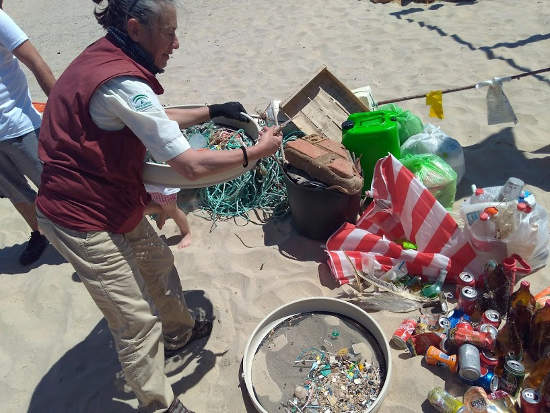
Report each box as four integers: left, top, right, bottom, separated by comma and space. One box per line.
283, 344, 383, 412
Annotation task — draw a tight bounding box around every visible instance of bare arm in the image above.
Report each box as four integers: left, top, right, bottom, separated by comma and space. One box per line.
13, 39, 55, 97
165, 106, 210, 129
167, 126, 282, 181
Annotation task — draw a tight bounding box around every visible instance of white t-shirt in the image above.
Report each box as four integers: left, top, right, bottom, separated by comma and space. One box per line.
89, 76, 189, 195
0, 10, 42, 141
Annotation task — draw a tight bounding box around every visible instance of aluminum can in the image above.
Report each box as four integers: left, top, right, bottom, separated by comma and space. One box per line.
438, 316, 451, 333
481, 309, 501, 329
499, 359, 526, 397
448, 309, 470, 329
455, 272, 476, 298
452, 327, 494, 352
426, 345, 458, 373
479, 350, 498, 370
521, 388, 541, 413
458, 343, 481, 381
428, 387, 465, 413
456, 320, 473, 331
479, 324, 498, 340
391, 318, 417, 349
458, 286, 478, 315
461, 368, 499, 393
488, 390, 517, 412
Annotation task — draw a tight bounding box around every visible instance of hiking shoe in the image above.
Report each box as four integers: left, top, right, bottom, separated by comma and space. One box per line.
19, 231, 49, 265
165, 398, 195, 413
164, 319, 213, 359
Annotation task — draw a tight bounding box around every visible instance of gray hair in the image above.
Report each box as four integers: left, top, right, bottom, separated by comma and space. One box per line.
92, 0, 178, 31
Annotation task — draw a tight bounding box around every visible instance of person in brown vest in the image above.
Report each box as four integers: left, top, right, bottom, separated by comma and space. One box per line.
35, 1, 282, 412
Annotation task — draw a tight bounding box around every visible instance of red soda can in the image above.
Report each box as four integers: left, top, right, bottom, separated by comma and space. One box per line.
521, 388, 541, 413
452, 328, 494, 352
481, 309, 501, 329
456, 320, 473, 331
458, 286, 478, 315
480, 350, 498, 370
455, 272, 475, 298
479, 323, 498, 340
391, 318, 417, 349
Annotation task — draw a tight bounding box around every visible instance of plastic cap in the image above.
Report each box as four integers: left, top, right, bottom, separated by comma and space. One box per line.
546, 299, 550, 308
517, 202, 528, 211
341, 120, 354, 131
480, 212, 489, 221
475, 188, 484, 196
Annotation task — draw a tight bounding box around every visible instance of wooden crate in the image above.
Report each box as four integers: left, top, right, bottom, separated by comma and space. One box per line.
281, 66, 369, 142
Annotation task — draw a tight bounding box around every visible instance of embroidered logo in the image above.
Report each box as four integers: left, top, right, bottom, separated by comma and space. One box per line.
131, 94, 153, 112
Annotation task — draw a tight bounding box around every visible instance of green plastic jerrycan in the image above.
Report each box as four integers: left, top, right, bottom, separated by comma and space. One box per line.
341, 110, 401, 192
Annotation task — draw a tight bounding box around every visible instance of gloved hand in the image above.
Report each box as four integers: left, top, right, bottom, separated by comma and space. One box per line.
208, 102, 250, 122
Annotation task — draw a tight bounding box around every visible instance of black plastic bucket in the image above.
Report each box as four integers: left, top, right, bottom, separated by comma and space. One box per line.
283, 171, 360, 241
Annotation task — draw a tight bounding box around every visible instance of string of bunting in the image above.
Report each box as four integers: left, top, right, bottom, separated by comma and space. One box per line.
376, 66, 550, 122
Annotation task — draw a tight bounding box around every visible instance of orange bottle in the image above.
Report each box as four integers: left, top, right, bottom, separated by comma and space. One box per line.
508, 280, 536, 346
529, 299, 550, 361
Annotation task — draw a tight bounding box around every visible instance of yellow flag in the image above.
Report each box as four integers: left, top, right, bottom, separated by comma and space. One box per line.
426, 90, 444, 119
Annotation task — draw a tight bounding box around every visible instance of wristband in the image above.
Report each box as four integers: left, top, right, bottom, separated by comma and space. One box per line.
240, 145, 248, 167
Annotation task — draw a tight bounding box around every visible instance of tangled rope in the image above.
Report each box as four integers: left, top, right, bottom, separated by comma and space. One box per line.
194, 122, 302, 225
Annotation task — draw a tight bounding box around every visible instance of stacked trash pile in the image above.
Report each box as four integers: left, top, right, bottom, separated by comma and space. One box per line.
390, 259, 550, 412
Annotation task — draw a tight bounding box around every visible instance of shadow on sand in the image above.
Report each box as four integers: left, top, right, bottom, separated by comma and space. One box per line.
0, 242, 65, 275
456, 127, 550, 199
28, 290, 218, 413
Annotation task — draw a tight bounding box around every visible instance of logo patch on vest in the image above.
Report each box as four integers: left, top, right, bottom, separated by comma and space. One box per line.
131, 94, 154, 112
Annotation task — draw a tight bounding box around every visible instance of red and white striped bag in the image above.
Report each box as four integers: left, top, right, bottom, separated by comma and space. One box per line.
326, 154, 485, 285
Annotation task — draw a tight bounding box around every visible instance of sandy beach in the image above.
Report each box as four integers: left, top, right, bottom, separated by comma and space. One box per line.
1, 0, 550, 412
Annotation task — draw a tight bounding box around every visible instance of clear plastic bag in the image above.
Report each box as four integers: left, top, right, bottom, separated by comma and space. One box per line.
460, 186, 549, 271
400, 124, 465, 184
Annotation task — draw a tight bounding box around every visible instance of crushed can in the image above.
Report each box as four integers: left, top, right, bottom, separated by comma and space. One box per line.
480, 350, 498, 371
448, 309, 471, 329
451, 326, 494, 352
479, 323, 498, 340
391, 318, 417, 349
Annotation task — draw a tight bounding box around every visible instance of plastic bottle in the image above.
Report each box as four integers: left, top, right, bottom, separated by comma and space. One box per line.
421, 269, 448, 298
469, 185, 500, 204
529, 300, 550, 361
380, 261, 408, 282
508, 280, 536, 346
427, 387, 465, 413
498, 177, 524, 202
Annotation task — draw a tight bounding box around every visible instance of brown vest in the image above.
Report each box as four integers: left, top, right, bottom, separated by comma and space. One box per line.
37, 37, 164, 233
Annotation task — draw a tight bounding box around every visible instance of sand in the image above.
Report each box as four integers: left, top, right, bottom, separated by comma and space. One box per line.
1, 0, 550, 412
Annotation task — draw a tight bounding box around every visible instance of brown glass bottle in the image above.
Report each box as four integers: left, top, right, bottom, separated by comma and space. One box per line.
482, 263, 512, 316
508, 280, 536, 346
494, 319, 523, 376
529, 300, 550, 361
524, 358, 550, 389
540, 372, 550, 412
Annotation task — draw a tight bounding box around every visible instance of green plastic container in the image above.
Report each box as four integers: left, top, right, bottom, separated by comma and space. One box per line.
342, 110, 401, 192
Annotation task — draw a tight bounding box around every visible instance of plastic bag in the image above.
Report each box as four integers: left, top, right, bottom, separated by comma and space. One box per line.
400, 153, 457, 209
379, 103, 423, 145
460, 185, 549, 271
401, 124, 465, 184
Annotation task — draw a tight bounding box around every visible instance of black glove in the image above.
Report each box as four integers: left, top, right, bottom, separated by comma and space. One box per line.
208, 102, 250, 122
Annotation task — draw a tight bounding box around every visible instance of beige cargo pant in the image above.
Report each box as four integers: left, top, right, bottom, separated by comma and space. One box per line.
37, 210, 195, 413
